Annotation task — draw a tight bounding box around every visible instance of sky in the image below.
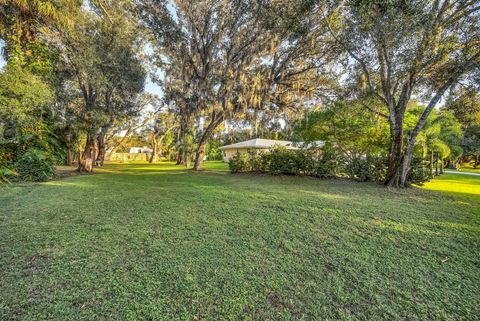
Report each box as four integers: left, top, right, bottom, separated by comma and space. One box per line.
144, 77, 162, 97
0, 40, 4, 69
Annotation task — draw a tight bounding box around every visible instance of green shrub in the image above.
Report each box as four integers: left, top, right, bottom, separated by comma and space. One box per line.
268, 147, 306, 175
343, 155, 387, 182
367, 155, 388, 183
14, 149, 56, 182
258, 152, 272, 172
313, 146, 339, 178
247, 149, 263, 172
228, 152, 249, 173
227, 144, 431, 187
407, 155, 431, 185
0, 165, 18, 184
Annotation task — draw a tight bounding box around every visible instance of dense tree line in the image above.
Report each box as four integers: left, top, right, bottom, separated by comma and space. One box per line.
0, 0, 479, 186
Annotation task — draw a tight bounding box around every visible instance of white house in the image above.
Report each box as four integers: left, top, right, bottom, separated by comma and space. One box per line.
219, 138, 299, 162
129, 146, 153, 154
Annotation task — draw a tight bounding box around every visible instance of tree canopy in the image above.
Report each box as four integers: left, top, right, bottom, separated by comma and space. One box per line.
1, 0, 479, 185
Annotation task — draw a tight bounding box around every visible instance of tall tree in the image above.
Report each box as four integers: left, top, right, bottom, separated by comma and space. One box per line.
94, 1, 146, 165
148, 110, 177, 163
445, 87, 480, 128
445, 85, 480, 167
141, 0, 334, 170
322, 0, 480, 186
48, 0, 145, 171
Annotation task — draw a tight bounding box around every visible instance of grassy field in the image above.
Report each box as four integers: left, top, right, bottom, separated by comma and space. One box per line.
1, 161, 479, 320
458, 164, 480, 173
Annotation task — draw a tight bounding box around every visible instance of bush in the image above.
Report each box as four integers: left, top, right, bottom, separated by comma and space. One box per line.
229, 147, 339, 177
407, 155, 431, 185
0, 165, 18, 184
343, 155, 387, 182
313, 146, 339, 178
228, 152, 249, 173
268, 147, 313, 175
227, 145, 420, 186
14, 149, 56, 182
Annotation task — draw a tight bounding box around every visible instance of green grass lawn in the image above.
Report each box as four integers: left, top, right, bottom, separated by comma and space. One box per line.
1, 161, 479, 320
457, 163, 480, 173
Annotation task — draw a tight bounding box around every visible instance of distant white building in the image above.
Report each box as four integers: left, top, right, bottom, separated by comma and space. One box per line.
218, 139, 294, 162
219, 138, 325, 162
128, 146, 153, 154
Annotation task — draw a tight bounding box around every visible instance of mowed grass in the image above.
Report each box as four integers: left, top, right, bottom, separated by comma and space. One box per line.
458, 164, 480, 173
0, 161, 479, 321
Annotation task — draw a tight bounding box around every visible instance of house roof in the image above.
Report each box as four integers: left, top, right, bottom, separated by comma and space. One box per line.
219, 138, 299, 150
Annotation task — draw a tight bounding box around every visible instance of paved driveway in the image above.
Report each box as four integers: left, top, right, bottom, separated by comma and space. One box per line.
445, 170, 480, 177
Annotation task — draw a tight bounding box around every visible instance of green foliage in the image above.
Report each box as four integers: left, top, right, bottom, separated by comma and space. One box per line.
295, 99, 389, 156
445, 88, 480, 127
0, 64, 68, 172
227, 146, 401, 184
0, 162, 478, 320
228, 152, 249, 173
0, 64, 53, 124
13, 148, 56, 182
312, 145, 339, 178
293, 101, 463, 185
461, 125, 480, 165
266, 147, 308, 175
229, 146, 340, 178
0, 164, 18, 183
407, 155, 431, 186
206, 139, 222, 161
343, 155, 387, 183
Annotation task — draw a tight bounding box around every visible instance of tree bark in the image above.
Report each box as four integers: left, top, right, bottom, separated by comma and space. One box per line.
439, 154, 444, 174
78, 132, 96, 172
193, 112, 224, 170
96, 125, 109, 166
64, 125, 74, 166
393, 79, 456, 187
385, 117, 404, 187
430, 150, 433, 177
176, 129, 187, 165
66, 149, 74, 166
176, 113, 192, 166
149, 134, 158, 163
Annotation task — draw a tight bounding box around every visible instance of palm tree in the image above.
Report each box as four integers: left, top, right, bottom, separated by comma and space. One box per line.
0, 0, 76, 61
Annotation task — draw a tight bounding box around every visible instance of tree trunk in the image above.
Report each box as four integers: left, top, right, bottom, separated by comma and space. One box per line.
386, 77, 456, 187
78, 132, 96, 172
96, 126, 108, 166
385, 122, 404, 187
439, 154, 444, 174
429, 150, 434, 176
149, 134, 158, 163
64, 125, 73, 166
176, 152, 185, 165
193, 112, 224, 170
66, 150, 74, 166
435, 152, 439, 176
176, 113, 190, 166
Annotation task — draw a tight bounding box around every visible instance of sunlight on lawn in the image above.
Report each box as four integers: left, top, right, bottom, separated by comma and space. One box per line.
420, 173, 480, 199
458, 164, 480, 173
